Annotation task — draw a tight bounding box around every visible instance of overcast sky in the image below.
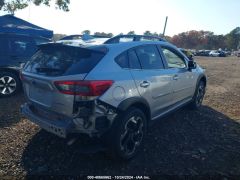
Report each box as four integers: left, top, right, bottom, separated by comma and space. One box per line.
0, 0, 239, 36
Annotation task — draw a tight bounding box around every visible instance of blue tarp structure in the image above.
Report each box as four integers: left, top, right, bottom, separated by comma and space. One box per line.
0, 14, 53, 39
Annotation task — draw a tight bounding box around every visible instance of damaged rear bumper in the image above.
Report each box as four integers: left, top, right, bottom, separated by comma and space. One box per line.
20, 101, 118, 138
20, 103, 74, 138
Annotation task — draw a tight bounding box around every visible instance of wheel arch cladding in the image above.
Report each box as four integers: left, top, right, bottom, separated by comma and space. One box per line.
117, 97, 151, 122
198, 74, 207, 86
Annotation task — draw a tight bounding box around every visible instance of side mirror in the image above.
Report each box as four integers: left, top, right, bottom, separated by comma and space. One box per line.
188, 60, 196, 70
188, 55, 193, 60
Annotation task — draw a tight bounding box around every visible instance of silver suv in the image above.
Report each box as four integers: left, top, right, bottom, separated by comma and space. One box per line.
21, 35, 206, 160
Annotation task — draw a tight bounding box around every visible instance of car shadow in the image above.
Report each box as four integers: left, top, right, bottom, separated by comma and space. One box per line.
21, 105, 240, 175
0, 93, 25, 128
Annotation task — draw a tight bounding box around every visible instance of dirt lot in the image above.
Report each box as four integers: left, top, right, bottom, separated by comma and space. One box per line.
0, 56, 240, 177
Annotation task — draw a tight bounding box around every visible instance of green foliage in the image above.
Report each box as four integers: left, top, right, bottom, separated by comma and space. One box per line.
152, 32, 159, 36
143, 30, 152, 36
33, 0, 50, 6
0, 0, 4, 7
225, 27, 240, 50
53, 33, 66, 41
82, 30, 91, 35
164, 35, 172, 42
143, 31, 160, 37
0, 0, 70, 14
55, 0, 69, 11
127, 31, 135, 35
2, 0, 28, 14
94, 32, 113, 38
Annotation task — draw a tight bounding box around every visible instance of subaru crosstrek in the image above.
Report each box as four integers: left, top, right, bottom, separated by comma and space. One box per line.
21, 35, 206, 159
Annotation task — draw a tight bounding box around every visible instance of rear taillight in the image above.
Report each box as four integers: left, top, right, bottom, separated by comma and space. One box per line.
54, 80, 113, 96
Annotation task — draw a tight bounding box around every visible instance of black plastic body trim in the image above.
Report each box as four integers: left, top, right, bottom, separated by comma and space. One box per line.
196, 74, 207, 86
117, 97, 150, 112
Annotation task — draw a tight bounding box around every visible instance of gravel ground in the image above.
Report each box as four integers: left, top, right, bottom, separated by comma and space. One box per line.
0, 56, 240, 178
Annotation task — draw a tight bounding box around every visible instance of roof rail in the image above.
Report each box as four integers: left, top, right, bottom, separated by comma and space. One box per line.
104, 34, 166, 44
60, 34, 110, 41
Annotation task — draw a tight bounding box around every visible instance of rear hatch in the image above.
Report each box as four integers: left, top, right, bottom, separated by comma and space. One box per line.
22, 43, 107, 117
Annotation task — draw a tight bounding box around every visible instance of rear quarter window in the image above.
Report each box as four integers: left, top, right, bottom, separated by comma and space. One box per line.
115, 52, 129, 68
128, 49, 141, 69
24, 45, 106, 76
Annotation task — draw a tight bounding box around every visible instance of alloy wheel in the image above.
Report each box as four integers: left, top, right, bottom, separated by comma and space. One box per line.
0, 76, 17, 95
120, 115, 144, 156
196, 82, 205, 106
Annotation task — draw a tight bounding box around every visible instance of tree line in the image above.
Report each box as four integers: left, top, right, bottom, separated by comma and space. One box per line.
169, 27, 240, 50
124, 28, 240, 50
74, 28, 240, 50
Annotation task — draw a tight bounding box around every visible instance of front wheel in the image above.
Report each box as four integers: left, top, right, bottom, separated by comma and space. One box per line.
106, 107, 147, 160
189, 80, 206, 110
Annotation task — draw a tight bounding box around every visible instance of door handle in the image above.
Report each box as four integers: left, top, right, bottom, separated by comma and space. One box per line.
173, 75, 179, 80
140, 81, 150, 88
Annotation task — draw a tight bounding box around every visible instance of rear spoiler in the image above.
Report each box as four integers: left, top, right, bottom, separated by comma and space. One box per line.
37, 42, 108, 54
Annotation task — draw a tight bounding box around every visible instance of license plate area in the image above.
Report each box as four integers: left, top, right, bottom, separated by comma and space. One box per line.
29, 86, 52, 107
46, 124, 67, 138
30, 105, 60, 121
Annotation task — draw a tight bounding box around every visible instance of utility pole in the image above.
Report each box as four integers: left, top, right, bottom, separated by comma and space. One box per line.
162, 16, 168, 37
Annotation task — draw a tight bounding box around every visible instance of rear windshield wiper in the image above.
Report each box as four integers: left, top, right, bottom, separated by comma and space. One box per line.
36, 67, 62, 73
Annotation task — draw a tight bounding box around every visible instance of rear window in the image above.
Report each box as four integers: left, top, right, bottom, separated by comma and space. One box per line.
24, 44, 106, 76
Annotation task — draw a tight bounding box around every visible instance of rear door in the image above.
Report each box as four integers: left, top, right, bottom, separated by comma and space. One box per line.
129, 45, 174, 118
22, 44, 106, 117
159, 46, 195, 104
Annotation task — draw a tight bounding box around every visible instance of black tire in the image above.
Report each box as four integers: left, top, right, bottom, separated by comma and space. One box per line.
104, 107, 147, 160
0, 71, 21, 97
189, 80, 206, 110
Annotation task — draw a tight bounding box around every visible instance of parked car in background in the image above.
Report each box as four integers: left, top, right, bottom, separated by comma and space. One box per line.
0, 34, 51, 97
209, 50, 220, 57
21, 35, 207, 160
209, 50, 226, 57
219, 51, 227, 57
233, 51, 240, 57
224, 51, 231, 56
0, 14, 52, 97
195, 50, 211, 56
